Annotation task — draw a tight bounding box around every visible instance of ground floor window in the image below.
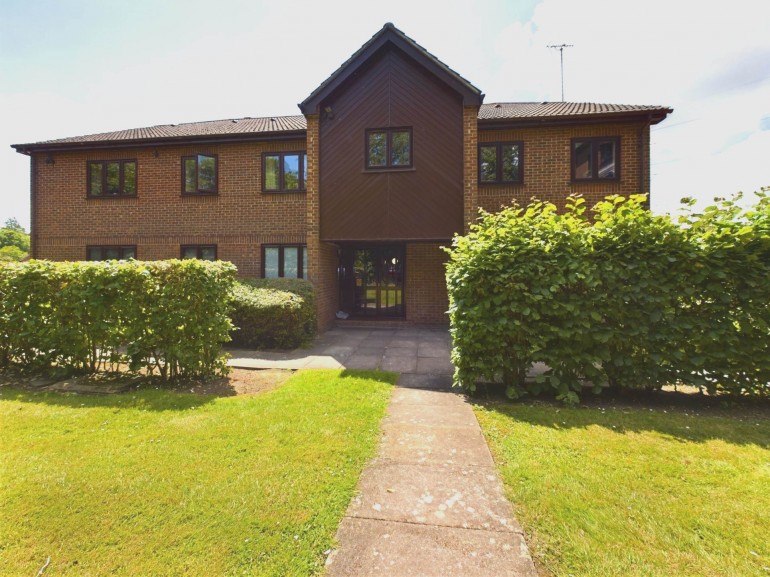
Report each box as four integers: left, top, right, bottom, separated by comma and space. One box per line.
262, 244, 307, 279
181, 245, 217, 260
86, 245, 136, 261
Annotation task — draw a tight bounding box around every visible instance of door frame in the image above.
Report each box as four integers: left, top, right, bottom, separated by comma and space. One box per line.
338, 243, 406, 319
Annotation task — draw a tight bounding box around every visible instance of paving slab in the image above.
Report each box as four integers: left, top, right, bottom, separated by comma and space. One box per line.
381, 356, 418, 373
326, 518, 535, 577
417, 341, 451, 358
384, 345, 417, 357
382, 403, 479, 429
344, 355, 382, 370
416, 356, 455, 375
379, 423, 495, 467
397, 373, 453, 390
347, 461, 519, 532
390, 387, 464, 407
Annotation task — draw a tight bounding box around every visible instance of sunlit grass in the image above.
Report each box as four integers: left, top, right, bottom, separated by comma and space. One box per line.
0, 369, 395, 577
474, 401, 770, 577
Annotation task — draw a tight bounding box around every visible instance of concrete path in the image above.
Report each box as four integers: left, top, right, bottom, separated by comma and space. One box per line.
228, 327, 454, 382
325, 380, 537, 577
229, 326, 537, 576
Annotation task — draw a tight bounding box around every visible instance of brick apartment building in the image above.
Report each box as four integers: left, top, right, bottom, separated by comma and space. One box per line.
12, 23, 671, 331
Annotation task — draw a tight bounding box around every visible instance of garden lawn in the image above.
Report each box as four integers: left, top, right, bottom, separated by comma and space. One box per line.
474, 401, 770, 577
0, 369, 395, 577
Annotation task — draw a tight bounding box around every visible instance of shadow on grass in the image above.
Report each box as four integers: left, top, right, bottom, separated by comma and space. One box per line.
0, 383, 218, 412
471, 382, 770, 448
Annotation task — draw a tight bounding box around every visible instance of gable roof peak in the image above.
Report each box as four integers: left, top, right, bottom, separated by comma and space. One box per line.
299, 23, 483, 114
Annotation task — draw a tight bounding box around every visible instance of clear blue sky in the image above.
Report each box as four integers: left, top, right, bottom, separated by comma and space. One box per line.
3, 0, 768, 230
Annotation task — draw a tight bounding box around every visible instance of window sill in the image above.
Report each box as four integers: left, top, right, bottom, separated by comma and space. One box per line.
479, 181, 524, 186
571, 178, 620, 184
363, 167, 416, 173
181, 192, 219, 197
86, 194, 138, 199
262, 190, 307, 194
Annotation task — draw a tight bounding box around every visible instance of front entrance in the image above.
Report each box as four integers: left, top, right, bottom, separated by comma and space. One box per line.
340, 245, 405, 318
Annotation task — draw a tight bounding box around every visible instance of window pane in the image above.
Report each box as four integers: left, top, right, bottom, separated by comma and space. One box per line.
200, 246, 216, 261
184, 158, 197, 192
104, 247, 120, 260
182, 246, 198, 259
367, 132, 386, 167
302, 154, 308, 189
302, 246, 308, 279
265, 155, 279, 190
598, 141, 616, 178
106, 162, 120, 194
89, 163, 103, 196
574, 141, 592, 179
122, 247, 136, 260
87, 247, 102, 261
391, 130, 410, 166
123, 162, 136, 194
479, 146, 497, 182
283, 247, 298, 278
501, 144, 520, 181
197, 154, 216, 192
284, 154, 300, 190
264, 247, 279, 278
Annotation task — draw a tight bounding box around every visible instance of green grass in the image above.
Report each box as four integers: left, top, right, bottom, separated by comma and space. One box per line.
0, 369, 396, 577
474, 399, 770, 577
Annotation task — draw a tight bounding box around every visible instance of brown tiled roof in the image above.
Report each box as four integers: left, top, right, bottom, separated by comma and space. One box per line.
12, 102, 672, 152
479, 102, 672, 124
12, 115, 307, 151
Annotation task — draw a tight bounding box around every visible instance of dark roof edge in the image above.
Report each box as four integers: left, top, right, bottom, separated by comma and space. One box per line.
478, 108, 673, 129
11, 130, 308, 154
299, 22, 483, 115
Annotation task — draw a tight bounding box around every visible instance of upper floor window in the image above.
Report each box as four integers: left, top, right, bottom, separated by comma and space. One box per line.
366, 127, 412, 169
88, 160, 137, 197
182, 154, 217, 194
262, 244, 307, 279
87, 245, 136, 261
181, 245, 217, 261
572, 137, 620, 181
263, 152, 307, 192
479, 143, 522, 184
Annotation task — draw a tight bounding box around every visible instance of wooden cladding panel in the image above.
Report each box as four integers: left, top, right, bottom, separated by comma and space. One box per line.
319, 46, 464, 241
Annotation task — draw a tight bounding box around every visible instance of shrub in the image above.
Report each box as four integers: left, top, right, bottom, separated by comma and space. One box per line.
0, 259, 236, 379
445, 190, 770, 402
229, 278, 316, 349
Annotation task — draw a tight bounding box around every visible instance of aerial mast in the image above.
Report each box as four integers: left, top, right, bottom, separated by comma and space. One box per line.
547, 44, 573, 101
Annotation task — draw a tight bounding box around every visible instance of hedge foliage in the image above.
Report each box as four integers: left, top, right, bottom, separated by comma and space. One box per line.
446, 191, 770, 403
229, 278, 316, 349
0, 259, 236, 380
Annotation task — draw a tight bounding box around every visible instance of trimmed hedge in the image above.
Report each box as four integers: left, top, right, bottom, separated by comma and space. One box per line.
445, 191, 770, 402
0, 259, 236, 379
229, 278, 316, 349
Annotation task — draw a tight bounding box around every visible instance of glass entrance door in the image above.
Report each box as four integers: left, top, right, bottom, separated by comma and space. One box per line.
351, 245, 405, 317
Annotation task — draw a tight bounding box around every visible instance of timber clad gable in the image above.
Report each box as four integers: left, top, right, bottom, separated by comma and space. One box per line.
12, 23, 671, 330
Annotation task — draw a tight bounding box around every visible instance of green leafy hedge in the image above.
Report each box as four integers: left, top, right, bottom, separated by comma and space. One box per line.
445, 191, 770, 402
229, 278, 316, 349
0, 259, 236, 379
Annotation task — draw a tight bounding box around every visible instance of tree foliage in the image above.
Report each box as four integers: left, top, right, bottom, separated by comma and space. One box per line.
0, 218, 30, 260
445, 190, 770, 402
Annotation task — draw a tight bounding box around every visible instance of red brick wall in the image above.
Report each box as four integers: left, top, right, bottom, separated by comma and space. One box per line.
477, 121, 650, 215
463, 106, 480, 233
406, 243, 449, 326
32, 140, 307, 277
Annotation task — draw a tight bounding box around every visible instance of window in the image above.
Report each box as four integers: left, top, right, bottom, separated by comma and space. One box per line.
181, 245, 217, 261
86, 245, 136, 261
182, 154, 218, 194
263, 152, 307, 192
572, 137, 620, 181
262, 245, 308, 279
365, 128, 412, 169
479, 142, 523, 184
88, 160, 137, 196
